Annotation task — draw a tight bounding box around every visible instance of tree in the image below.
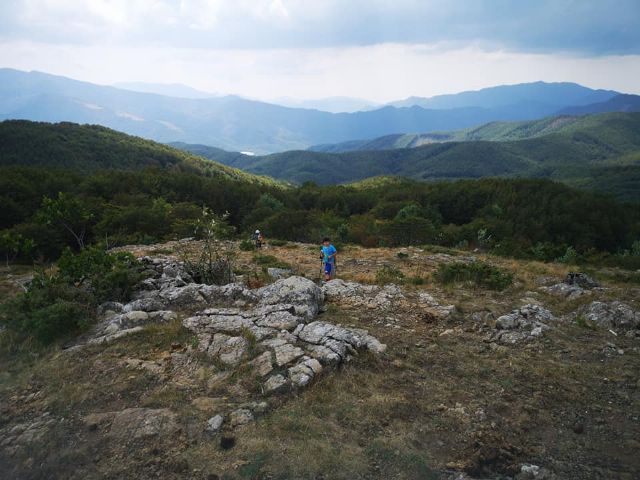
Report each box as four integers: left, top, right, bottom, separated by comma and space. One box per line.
37, 193, 93, 249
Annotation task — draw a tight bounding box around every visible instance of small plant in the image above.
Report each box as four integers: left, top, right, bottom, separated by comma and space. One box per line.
239, 239, 256, 251
397, 252, 409, 259
375, 265, 405, 284
407, 275, 425, 285
180, 207, 235, 285
433, 261, 512, 291
556, 246, 579, 265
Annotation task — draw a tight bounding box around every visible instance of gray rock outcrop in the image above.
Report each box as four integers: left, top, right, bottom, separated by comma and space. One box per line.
492, 304, 554, 344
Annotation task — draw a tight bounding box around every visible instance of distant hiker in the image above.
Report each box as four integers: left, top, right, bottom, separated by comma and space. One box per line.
252, 229, 263, 249
320, 237, 337, 281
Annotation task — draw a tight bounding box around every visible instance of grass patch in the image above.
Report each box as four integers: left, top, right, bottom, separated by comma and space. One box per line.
375, 265, 405, 285
239, 239, 256, 251
268, 239, 288, 247
253, 254, 292, 270
433, 261, 513, 291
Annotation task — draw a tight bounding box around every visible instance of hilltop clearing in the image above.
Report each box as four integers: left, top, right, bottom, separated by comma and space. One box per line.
1, 240, 638, 479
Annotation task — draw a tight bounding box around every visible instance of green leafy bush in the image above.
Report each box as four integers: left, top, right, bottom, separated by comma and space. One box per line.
1, 248, 141, 345
434, 261, 513, 290
375, 265, 405, 285
239, 239, 256, 251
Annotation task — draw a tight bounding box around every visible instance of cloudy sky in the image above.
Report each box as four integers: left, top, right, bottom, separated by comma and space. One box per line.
1, 0, 639, 102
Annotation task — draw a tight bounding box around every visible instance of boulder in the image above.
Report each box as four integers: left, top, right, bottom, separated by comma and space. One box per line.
565, 272, 600, 289
257, 276, 323, 320
577, 301, 640, 330
493, 304, 554, 344
205, 414, 224, 433
267, 267, 293, 280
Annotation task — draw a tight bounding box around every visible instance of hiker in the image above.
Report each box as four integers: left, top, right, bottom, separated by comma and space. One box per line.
320, 237, 337, 281
252, 229, 263, 249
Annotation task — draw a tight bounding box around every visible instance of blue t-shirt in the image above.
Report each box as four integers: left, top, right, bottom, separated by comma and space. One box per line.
321, 244, 337, 264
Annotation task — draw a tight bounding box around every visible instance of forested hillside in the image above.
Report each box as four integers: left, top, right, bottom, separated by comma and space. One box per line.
176, 113, 640, 201
0, 120, 280, 186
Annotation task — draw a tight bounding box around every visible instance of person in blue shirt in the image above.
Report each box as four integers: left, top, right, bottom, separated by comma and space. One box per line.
320, 237, 337, 281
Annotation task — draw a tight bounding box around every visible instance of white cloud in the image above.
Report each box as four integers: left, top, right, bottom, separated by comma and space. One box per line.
2, 40, 639, 102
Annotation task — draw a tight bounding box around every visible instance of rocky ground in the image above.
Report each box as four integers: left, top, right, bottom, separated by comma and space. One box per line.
1, 241, 639, 479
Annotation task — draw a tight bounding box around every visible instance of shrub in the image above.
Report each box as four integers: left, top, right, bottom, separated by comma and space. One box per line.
434, 261, 512, 290
239, 239, 256, 251
1, 247, 141, 345
375, 265, 405, 285
397, 252, 409, 259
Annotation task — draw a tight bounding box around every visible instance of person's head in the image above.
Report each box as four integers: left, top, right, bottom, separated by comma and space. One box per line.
322, 237, 330, 246
255, 229, 260, 234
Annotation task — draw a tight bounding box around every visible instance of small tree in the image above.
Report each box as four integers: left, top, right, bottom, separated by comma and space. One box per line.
0, 231, 35, 267
180, 207, 236, 285
37, 193, 93, 249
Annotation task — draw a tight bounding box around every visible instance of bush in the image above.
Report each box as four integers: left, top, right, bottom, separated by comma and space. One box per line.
239, 239, 256, 251
1, 247, 141, 345
375, 265, 405, 285
434, 261, 513, 290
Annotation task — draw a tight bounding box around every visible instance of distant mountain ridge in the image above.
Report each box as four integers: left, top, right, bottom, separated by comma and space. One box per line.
1, 68, 635, 153
174, 112, 640, 202
308, 114, 609, 152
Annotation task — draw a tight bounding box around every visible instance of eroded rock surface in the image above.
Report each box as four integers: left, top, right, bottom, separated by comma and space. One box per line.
491, 304, 554, 345
574, 301, 640, 331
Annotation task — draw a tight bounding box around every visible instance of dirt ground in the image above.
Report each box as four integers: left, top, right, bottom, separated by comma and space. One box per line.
1, 241, 639, 479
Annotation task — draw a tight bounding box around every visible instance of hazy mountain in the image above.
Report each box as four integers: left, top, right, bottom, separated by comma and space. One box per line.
558, 94, 640, 115
0, 69, 629, 154
174, 112, 640, 202
271, 96, 380, 113
309, 114, 611, 153
113, 82, 218, 99
390, 81, 618, 111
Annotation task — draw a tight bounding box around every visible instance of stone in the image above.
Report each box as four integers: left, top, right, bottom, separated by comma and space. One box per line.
207, 334, 248, 365
493, 304, 554, 344
228, 409, 253, 427
108, 408, 179, 441
205, 415, 224, 433
250, 351, 274, 377
264, 374, 288, 393
565, 272, 600, 289
273, 343, 304, 366
577, 301, 640, 330
120, 310, 149, 327
257, 276, 323, 320
267, 267, 293, 280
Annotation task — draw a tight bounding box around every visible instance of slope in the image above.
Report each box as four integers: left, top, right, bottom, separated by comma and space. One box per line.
0, 120, 282, 186
176, 112, 640, 201
309, 112, 640, 153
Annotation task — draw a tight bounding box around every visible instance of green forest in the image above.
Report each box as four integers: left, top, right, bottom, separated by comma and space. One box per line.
1, 120, 640, 269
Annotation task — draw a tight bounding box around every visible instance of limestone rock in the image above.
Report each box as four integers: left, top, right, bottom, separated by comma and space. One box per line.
205, 414, 224, 433
577, 301, 640, 330
264, 374, 288, 393
273, 343, 304, 366
267, 267, 293, 280
228, 408, 253, 427
493, 304, 554, 344
257, 276, 323, 320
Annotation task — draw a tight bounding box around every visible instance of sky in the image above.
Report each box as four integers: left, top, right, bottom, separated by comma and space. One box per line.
1, 0, 639, 102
